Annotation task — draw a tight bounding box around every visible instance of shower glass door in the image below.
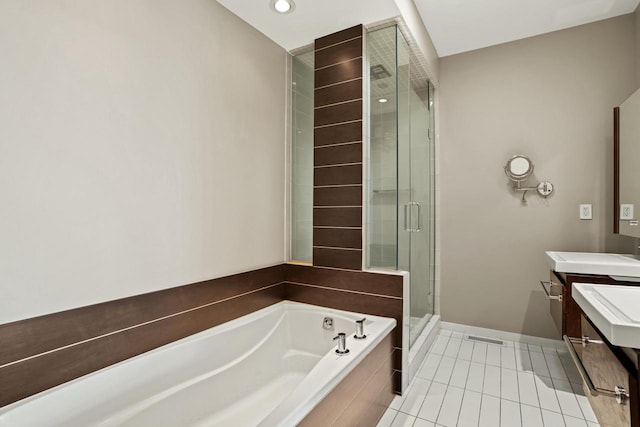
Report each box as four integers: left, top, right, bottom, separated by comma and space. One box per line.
367, 25, 435, 348
396, 31, 435, 347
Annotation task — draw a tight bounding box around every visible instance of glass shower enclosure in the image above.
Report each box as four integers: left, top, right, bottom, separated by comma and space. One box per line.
366, 25, 436, 348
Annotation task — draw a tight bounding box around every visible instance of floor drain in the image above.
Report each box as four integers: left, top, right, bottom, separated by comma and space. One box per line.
466, 335, 504, 345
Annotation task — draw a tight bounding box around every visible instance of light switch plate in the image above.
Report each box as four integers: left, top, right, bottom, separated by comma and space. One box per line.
621, 204, 634, 220
580, 204, 592, 220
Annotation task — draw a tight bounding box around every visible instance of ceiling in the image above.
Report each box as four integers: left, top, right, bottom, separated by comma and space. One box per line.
417, 0, 640, 57
217, 0, 640, 56
216, 0, 400, 52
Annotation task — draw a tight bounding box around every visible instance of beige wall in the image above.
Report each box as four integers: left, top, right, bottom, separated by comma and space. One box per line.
439, 15, 636, 338
636, 5, 640, 86
0, 0, 287, 323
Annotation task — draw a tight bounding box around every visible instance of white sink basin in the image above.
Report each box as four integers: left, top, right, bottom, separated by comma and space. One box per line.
545, 251, 640, 277
573, 283, 640, 348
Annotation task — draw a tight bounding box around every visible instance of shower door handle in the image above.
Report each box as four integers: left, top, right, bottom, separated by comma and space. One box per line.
404, 202, 420, 232
404, 203, 410, 231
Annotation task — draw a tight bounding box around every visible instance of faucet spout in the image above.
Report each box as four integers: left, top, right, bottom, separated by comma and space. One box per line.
333, 333, 349, 355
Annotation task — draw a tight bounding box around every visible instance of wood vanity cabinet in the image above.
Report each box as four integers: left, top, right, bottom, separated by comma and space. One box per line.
546, 271, 625, 338
565, 314, 640, 427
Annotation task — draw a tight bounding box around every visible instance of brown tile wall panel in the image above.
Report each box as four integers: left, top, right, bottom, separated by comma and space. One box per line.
314, 164, 362, 186
314, 79, 362, 108
314, 142, 362, 166
314, 37, 362, 70
0, 284, 286, 408
313, 207, 362, 228
285, 263, 403, 298
285, 283, 402, 340
313, 247, 362, 270
314, 58, 362, 89
284, 282, 402, 391
314, 185, 362, 206
0, 265, 285, 367
314, 100, 362, 127
298, 332, 394, 427
315, 25, 363, 50
314, 121, 362, 146
313, 227, 362, 249
313, 25, 364, 270
331, 345, 395, 426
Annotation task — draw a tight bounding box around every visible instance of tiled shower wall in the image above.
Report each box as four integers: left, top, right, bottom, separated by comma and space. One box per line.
291, 53, 314, 263
313, 25, 365, 270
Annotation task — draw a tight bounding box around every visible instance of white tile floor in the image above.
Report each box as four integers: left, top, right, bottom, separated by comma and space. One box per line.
377, 329, 601, 427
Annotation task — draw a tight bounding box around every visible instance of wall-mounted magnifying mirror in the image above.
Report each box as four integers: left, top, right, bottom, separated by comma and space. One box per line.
504, 155, 534, 181
504, 154, 553, 203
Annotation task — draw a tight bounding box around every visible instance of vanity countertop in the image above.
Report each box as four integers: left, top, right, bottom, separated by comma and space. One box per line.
573, 283, 640, 348
545, 251, 640, 277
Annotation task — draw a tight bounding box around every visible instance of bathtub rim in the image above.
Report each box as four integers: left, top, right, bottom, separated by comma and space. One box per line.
0, 300, 396, 427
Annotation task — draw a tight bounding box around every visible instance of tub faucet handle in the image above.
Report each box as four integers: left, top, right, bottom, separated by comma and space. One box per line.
333, 332, 349, 355
354, 318, 367, 340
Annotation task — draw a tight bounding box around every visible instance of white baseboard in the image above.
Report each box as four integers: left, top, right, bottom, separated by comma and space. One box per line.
440, 321, 565, 349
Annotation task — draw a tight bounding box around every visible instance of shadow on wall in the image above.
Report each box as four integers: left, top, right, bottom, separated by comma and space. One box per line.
521, 290, 560, 340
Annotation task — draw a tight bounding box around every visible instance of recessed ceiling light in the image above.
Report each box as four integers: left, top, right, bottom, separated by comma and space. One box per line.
270, 0, 295, 14
378, 98, 388, 103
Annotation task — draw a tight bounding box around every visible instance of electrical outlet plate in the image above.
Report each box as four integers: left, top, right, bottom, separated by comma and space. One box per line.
621, 204, 634, 220
580, 204, 592, 220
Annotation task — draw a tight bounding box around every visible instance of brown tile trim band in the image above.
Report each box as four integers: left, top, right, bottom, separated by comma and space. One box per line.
314, 35, 363, 54
0, 282, 286, 370
0, 285, 286, 408
287, 282, 402, 300
285, 263, 403, 299
315, 25, 363, 50
0, 264, 285, 368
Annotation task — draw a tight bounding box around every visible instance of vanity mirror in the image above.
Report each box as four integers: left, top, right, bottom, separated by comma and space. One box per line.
615, 87, 640, 237
504, 155, 554, 203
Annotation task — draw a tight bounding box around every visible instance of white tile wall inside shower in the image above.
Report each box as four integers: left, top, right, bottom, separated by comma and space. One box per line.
378, 328, 600, 427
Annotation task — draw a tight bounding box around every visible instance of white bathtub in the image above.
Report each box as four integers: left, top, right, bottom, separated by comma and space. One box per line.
0, 301, 396, 427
